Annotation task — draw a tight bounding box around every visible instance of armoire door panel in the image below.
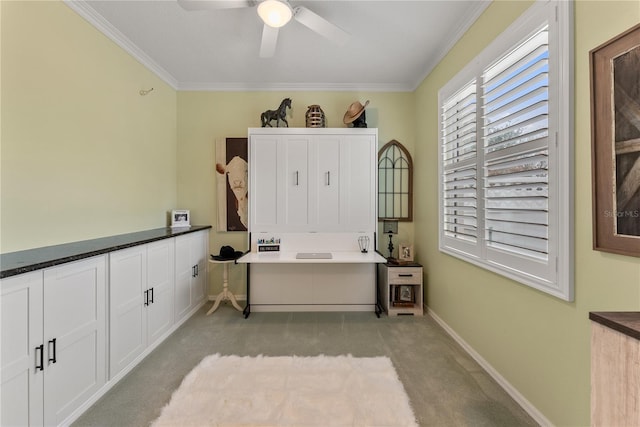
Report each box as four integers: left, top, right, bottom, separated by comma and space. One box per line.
282, 137, 310, 227
311, 137, 340, 228
251, 136, 279, 230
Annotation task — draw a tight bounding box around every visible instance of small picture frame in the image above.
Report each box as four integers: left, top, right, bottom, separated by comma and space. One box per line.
399, 244, 414, 261
399, 285, 414, 302
171, 210, 190, 228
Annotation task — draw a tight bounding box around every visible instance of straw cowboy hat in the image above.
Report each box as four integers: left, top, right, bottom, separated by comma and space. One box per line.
343, 100, 369, 124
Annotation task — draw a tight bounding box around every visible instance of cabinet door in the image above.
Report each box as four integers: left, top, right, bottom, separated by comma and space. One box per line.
109, 246, 147, 377
147, 239, 175, 346
340, 135, 376, 231
310, 137, 340, 229
1, 272, 44, 426
281, 136, 310, 228
174, 235, 193, 322
250, 136, 279, 231
189, 231, 208, 309
43, 256, 106, 426
175, 231, 209, 322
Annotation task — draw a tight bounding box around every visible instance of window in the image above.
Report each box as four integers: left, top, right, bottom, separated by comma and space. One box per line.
438, 0, 574, 301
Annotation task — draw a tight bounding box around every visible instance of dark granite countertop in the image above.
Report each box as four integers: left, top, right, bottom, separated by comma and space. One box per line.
0, 225, 212, 279
589, 312, 640, 341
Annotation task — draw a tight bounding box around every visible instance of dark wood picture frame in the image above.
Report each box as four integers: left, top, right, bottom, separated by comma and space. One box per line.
591, 24, 640, 257
378, 140, 414, 222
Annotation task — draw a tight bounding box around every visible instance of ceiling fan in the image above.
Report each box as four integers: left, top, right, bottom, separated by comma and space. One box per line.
177, 0, 350, 58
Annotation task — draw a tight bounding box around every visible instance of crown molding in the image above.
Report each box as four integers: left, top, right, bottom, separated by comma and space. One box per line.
175, 81, 414, 92
409, 0, 491, 91
64, 0, 179, 89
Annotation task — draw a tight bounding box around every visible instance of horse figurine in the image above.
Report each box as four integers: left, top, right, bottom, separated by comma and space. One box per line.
261, 98, 291, 127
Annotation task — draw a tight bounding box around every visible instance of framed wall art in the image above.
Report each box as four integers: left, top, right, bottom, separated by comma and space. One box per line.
590, 23, 640, 257
215, 137, 248, 232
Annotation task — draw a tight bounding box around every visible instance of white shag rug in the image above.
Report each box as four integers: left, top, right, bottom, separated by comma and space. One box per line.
152, 354, 418, 427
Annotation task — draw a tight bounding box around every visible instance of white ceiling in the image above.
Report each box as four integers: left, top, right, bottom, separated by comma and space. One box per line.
65, 0, 490, 92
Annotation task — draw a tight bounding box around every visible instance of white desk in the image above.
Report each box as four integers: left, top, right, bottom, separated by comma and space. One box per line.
207, 258, 243, 315
236, 251, 386, 264
237, 250, 386, 317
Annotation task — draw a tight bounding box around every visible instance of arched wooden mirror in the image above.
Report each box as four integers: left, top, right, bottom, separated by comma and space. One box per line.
378, 140, 413, 221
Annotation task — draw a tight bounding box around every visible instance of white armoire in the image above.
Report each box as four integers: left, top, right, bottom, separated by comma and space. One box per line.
238, 128, 386, 315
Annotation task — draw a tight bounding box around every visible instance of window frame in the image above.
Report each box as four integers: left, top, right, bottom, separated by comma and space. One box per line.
437, 0, 574, 301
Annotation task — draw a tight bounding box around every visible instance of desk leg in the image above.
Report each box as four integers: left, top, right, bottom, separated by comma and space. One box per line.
375, 302, 382, 318
243, 264, 251, 318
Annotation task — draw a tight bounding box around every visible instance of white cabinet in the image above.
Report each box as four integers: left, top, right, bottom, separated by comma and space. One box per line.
1, 256, 107, 426
109, 239, 175, 377
174, 230, 208, 322
146, 240, 176, 344
42, 257, 107, 424
1, 271, 44, 426
249, 129, 377, 233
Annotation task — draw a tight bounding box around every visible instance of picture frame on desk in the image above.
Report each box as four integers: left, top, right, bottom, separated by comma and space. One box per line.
171, 210, 190, 228
399, 244, 413, 262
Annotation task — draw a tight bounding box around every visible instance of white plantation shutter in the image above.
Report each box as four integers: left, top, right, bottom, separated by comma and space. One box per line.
438, 1, 573, 301
482, 26, 551, 279
441, 81, 479, 250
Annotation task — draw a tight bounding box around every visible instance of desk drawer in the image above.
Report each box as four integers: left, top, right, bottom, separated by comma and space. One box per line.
388, 268, 422, 284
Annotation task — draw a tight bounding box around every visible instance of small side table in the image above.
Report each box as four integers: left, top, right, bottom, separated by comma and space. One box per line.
377, 262, 423, 316
207, 258, 243, 315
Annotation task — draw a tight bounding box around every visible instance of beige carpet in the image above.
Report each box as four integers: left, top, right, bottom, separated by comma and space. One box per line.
152, 354, 418, 427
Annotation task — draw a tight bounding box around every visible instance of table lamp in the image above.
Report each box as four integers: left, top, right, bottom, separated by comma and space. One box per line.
382, 220, 398, 259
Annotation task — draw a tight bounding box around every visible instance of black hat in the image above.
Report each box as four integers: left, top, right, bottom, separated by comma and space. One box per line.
211, 245, 243, 261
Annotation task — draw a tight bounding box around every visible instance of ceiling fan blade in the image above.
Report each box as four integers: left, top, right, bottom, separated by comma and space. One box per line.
292, 6, 349, 46
177, 0, 254, 11
260, 24, 279, 58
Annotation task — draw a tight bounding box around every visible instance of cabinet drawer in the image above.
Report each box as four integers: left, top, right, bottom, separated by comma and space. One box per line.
388, 268, 422, 284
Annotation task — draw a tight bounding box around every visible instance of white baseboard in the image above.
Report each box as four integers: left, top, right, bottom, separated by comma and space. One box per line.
427, 307, 552, 427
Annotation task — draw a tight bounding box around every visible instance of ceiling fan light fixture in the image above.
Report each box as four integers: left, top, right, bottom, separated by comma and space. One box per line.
257, 0, 292, 28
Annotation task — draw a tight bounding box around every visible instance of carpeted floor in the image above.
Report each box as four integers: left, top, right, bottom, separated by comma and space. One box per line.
73, 304, 538, 427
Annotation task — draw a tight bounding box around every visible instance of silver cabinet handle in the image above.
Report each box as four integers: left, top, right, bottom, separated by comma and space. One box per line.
295, 171, 299, 186
326, 171, 330, 186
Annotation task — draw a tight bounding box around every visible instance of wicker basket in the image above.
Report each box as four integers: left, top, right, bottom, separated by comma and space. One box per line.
305, 105, 326, 128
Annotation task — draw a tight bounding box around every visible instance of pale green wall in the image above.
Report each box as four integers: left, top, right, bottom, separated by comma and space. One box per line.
1, 1, 177, 253
414, 1, 640, 425
177, 91, 416, 295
